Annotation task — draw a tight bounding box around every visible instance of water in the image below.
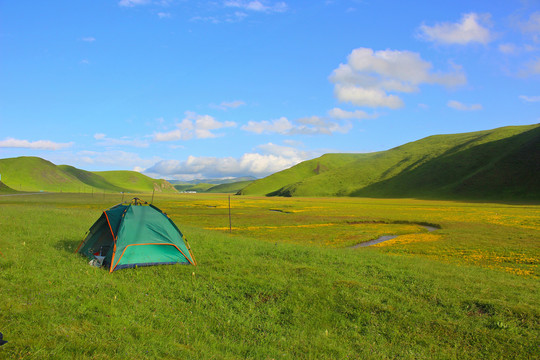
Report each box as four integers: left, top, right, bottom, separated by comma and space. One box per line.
351, 225, 439, 248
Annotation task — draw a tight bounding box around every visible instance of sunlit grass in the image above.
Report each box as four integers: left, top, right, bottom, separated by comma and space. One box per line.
0, 193, 538, 359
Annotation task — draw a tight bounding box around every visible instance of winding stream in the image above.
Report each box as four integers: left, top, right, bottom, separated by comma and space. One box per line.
351, 225, 439, 248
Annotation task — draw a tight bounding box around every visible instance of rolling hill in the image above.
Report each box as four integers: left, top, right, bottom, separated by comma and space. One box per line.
0, 180, 17, 194
204, 180, 254, 193
238, 124, 540, 201
0, 157, 177, 194
169, 176, 256, 185
93, 170, 177, 193
174, 180, 254, 193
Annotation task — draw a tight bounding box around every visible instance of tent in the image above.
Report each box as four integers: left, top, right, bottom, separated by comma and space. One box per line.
76, 198, 196, 272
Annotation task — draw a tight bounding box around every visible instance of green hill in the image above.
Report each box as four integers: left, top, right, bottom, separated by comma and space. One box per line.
174, 180, 253, 193
0, 157, 86, 192
0, 180, 17, 194
0, 157, 177, 194
91, 171, 177, 193
58, 165, 127, 193
239, 124, 540, 201
173, 184, 196, 192
205, 180, 254, 193
183, 183, 215, 193
239, 153, 365, 196
170, 176, 256, 185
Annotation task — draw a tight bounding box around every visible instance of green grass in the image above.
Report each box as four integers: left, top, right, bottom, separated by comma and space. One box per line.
240, 124, 540, 201
1, 193, 538, 359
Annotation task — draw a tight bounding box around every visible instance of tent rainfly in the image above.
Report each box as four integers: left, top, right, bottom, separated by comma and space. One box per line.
76, 198, 196, 272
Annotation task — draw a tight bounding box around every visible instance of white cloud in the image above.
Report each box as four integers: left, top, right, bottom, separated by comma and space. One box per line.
81, 37, 96, 42
241, 117, 293, 134
519, 11, 540, 36
157, 12, 171, 18
154, 129, 183, 142
293, 116, 352, 135
212, 100, 246, 110
419, 13, 493, 45
0, 138, 73, 150
93, 133, 149, 148
118, 0, 151, 7
145, 142, 313, 179
519, 95, 540, 102
329, 47, 466, 109
517, 57, 540, 77
241, 115, 352, 135
447, 100, 483, 111
77, 150, 160, 171
328, 107, 375, 120
529, 58, 540, 74
224, 1, 287, 13
152, 112, 237, 142
498, 43, 518, 55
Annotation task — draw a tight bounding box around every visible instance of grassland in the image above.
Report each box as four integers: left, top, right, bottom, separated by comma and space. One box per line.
0, 193, 538, 359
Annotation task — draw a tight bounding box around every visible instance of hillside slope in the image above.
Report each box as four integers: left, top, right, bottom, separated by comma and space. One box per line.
0, 157, 86, 192
93, 170, 177, 193
239, 153, 366, 196
205, 180, 254, 193
0, 157, 177, 193
0, 180, 17, 194
239, 124, 540, 201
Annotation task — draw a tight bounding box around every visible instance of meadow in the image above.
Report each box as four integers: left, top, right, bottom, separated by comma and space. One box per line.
0, 193, 538, 359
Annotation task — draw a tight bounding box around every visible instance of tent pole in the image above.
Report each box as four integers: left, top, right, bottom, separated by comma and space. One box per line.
228, 195, 232, 233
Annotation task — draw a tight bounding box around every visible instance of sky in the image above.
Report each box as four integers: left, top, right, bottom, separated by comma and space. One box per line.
1, 0, 539, 181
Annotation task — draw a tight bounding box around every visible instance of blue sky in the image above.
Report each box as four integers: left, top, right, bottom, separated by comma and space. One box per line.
1, 0, 539, 180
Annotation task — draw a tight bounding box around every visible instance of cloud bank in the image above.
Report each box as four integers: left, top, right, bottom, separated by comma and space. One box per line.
329, 47, 466, 109
241, 116, 352, 135
145, 143, 312, 180
153, 111, 236, 142
0, 138, 73, 150
447, 100, 483, 111
419, 13, 493, 45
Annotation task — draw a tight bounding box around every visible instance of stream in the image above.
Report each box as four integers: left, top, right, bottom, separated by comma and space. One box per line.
351, 225, 439, 248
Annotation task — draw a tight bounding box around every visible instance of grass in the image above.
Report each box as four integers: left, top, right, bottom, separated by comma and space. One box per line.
0, 193, 538, 359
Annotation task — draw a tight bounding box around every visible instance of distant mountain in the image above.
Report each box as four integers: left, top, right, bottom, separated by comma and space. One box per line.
169, 176, 257, 185
174, 180, 254, 194
0, 157, 177, 194
238, 124, 540, 201
204, 180, 254, 193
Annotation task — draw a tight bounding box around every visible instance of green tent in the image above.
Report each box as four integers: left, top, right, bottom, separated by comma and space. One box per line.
76, 198, 196, 272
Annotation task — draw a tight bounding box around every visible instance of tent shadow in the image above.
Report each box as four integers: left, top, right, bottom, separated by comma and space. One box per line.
55, 239, 81, 253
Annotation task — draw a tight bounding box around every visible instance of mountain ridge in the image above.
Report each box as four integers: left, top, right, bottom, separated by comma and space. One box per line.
0, 157, 177, 194
238, 124, 540, 201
